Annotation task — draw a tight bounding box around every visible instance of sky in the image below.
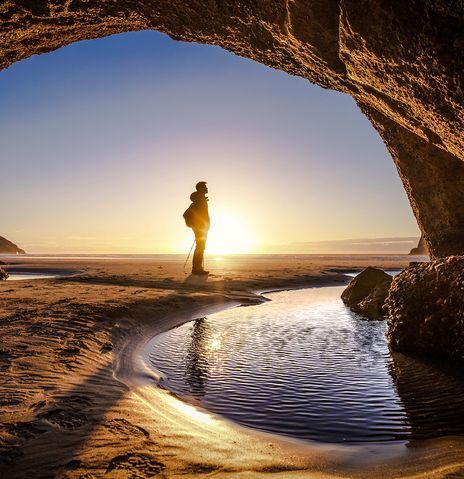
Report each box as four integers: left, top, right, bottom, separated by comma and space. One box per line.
0, 31, 420, 254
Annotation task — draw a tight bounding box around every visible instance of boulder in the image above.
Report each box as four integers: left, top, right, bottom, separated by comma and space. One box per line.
355, 280, 392, 320
0, 236, 26, 254
0, 267, 9, 280
387, 256, 464, 360
341, 267, 392, 320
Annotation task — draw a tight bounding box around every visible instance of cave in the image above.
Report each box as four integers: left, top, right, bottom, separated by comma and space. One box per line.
1, 0, 463, 358
1, 0, 463, 258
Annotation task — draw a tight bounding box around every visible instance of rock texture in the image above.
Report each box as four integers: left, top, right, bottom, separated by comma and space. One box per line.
0, 267, 8, 280
0, 236, 25, 255
0, 1, 463, 258
341, 267, 392, 320
409, 235, 428, 255
387, 257, 464, 360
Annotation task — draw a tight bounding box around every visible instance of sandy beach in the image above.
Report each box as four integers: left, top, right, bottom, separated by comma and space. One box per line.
2, 255, 464, 479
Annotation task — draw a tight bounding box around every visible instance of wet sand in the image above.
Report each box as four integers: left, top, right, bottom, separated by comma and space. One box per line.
1, 255, 463, 478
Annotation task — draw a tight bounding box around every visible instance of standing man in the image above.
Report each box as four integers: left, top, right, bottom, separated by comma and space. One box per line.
184, 181, 210, 275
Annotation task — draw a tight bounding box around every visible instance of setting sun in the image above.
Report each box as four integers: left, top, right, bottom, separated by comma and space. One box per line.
206, 209, 256, 255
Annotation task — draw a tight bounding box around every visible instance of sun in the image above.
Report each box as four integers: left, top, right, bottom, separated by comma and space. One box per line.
205, 209, 256, 255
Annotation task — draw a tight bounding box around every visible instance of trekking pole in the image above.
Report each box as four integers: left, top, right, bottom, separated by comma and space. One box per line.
184, 239, 196, 269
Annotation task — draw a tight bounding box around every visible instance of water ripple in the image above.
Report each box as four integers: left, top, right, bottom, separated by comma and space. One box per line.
148, 286, 464, 444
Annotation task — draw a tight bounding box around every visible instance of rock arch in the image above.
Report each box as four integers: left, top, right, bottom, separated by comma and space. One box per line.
1, 0, 463, 257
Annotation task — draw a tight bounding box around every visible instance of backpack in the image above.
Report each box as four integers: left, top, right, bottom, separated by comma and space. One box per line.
183, 204, 195, 227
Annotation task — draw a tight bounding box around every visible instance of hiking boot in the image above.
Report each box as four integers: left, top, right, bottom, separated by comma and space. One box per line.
192, 268, 209, 275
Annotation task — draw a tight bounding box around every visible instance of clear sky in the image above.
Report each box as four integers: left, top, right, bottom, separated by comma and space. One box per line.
0, 31, 420, 254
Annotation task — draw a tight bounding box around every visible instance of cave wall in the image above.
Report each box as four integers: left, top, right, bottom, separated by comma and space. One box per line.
364, 106, 464, 258
1, 0, 463, 257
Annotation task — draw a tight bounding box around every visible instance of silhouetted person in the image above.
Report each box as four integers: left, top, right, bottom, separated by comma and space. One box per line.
184, 181, 210, 275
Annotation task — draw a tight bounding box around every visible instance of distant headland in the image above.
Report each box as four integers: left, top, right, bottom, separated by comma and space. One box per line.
0, 236, 26, 254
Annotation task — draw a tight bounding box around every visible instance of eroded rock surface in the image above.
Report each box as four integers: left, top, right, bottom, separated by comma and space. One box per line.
0, 1, 463, 257
341, 267, 392, 320
409, 235, 428, 256
0, 236, 25, 255
387, 257, 464, 360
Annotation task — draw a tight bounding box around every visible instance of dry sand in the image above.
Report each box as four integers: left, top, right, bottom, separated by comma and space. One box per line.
1, 255, 463, 478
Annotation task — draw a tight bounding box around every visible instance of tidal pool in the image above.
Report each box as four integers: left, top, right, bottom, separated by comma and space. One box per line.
6, 272, 58, 280
148, 286, 464, 444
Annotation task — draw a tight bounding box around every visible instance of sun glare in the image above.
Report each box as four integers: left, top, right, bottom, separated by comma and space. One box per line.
206, 210, 256, 255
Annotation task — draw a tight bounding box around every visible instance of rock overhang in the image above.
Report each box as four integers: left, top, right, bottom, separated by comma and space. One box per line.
0, 0, 463, 257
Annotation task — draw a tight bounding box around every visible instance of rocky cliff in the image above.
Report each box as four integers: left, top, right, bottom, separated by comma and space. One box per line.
0, 236, 26, 255
409, 235, 429, 255
0, 0, 463, 258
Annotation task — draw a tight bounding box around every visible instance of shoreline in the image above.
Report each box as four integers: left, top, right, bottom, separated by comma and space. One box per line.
2, 256, 464, 478
3, 266, 81, 277
125, 283, 464, 473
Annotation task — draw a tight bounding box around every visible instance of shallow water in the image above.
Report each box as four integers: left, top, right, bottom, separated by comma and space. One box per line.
7, 273, 57, 281
343, 268, 402, 278
148, 286, 464, 444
